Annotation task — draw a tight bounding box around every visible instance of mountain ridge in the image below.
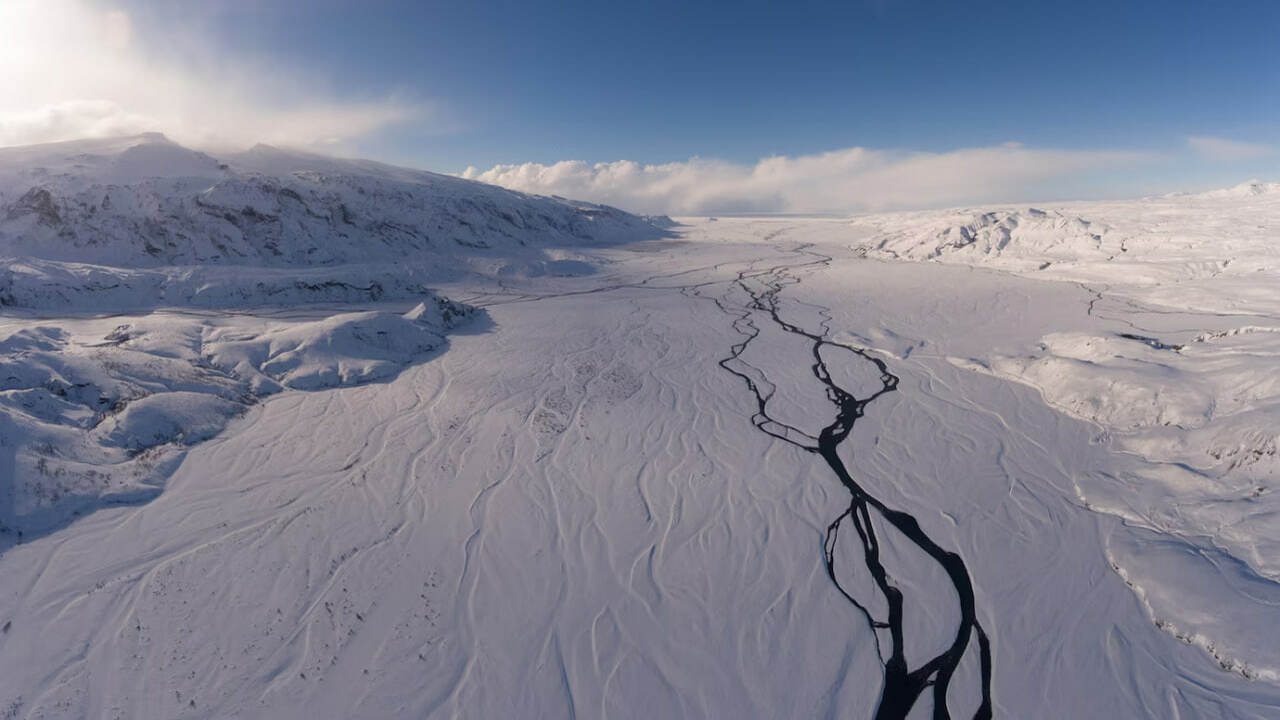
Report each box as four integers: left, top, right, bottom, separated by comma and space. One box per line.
0, 134, 671, 310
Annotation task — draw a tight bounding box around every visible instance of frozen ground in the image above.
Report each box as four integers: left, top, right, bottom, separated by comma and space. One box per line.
1, 138, 1278, 718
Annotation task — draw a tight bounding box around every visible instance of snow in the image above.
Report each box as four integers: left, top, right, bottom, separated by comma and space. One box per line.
203, 300, 472, 392
0, 134, 663, 543
1, 136, 1279, 718
0, 299, 476, 539
0, 133, 670, 299
851, 190, 1280, 691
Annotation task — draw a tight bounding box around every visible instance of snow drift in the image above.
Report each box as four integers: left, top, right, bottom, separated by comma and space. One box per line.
0, 297, 475, 539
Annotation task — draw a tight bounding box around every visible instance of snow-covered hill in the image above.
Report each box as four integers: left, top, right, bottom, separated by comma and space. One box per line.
0, 298, 473, 538
0, 134, 667, 539
855, 185, 1280, 289
846, 188, 1280, 685
0, 134, 669, 310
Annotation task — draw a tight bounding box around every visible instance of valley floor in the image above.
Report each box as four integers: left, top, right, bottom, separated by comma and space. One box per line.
2, 218, 1278, 718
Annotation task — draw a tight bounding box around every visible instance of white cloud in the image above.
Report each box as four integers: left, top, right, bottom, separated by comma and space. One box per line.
463, 145, 1152, 215
1187, 136, 1274, 163
0, 0, 428, 150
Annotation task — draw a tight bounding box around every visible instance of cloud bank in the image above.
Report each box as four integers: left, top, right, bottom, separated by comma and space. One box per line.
0, 0, 426, 150
462, 144, 1152, 215
1187, 136, 1275, 163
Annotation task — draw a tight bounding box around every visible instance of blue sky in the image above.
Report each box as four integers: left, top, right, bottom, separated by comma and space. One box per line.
1, 0, 1278, 212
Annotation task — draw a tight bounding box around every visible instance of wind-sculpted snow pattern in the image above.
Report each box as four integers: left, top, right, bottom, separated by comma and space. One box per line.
853, 185, 1280, 686
0, 297, 475, 541
5, 150, 1280, 719
695, 250, 991, 719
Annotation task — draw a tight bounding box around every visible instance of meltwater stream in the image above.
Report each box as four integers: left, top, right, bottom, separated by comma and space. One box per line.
468, 238, 996, 717
694, 248, 994, 719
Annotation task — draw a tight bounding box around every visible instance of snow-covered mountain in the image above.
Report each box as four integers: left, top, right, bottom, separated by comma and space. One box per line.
0, 133, 669, 309
0, 135, 668, 539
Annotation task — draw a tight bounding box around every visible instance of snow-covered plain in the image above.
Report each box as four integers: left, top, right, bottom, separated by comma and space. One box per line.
1, 136, 1278, 718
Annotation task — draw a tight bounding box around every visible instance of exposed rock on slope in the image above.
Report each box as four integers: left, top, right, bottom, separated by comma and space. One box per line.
0, 133, 663, 537
0, 133, 667, 309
